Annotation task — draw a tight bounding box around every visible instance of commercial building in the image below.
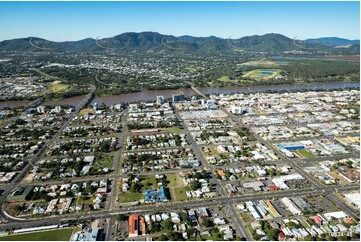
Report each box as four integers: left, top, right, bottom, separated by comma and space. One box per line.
278, 142, 305, 151
6, 186, 33, 203
156, 96, 165, 106
344, 193, 361, 208
265, 200, 281, 218
72, 228, 100, 241
280, 197, 301, 215
128, 215, 146, 237
172, 94, 185, 103
230, 105, 243, 115
144, 187, 169, 203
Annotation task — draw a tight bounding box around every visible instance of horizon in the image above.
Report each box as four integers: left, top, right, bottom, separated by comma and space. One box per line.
0, 1, 360, 41
2, 31, 361, 42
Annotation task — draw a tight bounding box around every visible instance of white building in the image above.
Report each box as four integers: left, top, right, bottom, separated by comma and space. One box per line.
280, 197, 301, 215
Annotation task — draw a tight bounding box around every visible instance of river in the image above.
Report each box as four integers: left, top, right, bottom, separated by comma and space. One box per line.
0, 81, 359, 108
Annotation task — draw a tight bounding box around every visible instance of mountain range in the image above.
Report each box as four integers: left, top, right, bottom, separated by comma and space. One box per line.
305, 37, 360, 47
0, 32, 359, 53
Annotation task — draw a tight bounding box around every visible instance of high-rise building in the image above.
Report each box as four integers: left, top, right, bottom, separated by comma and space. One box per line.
172, 94, 185, 103
231, 105, 243, 114
93, 103, 98, 111
156, 96, 165, 106
36, 105, 45, 114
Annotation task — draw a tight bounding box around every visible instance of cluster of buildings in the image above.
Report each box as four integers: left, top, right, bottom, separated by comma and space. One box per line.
277, 138, 349, 158
128, 101, 178, 130
241, 200, 281, 220
7, 180, 109, 218
125, 133, 188, 150
127, 206, 235, 240
0, 78, 46, 98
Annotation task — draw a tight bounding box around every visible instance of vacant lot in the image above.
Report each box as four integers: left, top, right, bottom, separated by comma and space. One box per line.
48, 82, 69, 93
0, 228, 73, 241
295, 149, 315, 158
218, 76, 238, 83
78, 108, 94, 116
173, 187, 189, 201
238, 59, 285, 67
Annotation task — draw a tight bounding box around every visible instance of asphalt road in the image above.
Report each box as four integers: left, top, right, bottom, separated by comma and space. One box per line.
0, 184, 358, 231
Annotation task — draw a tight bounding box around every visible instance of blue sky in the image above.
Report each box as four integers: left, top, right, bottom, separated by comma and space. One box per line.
0, 1, 359, 41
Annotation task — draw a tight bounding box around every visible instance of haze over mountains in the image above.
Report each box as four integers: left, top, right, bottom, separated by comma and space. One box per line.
0, 32, 359, 53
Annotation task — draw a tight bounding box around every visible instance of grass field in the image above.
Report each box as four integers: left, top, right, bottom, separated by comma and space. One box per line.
0, 228, 73, 241
48, 82, 69, 93
238, 58, 286, 67
184, 67, 197, 73
217, 76, 238, 83
78, 108, 94, 116
75, 194, 95, 206
92, 154, 114, 171
167, 174, 180, 187
242, 69, 281, 80
164, 127, 183, 133
118, 192, 143, 203
173, 187, 189, 201
295, 149, 315, 158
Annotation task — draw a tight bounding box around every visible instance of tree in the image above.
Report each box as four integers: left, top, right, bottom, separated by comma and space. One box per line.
167, 232, 183, 241
201, 219, 213, 227
190, 180, 201, 190
287, 221, 298, 228
268, 168, 277, 177
304, 235, 314, 241
161, 219, 174, 231
157, 234, 168, 241
266, 228, 279, 241
150, 222, 161, 233
14, 204, 24, 213
116, 214, 127, 221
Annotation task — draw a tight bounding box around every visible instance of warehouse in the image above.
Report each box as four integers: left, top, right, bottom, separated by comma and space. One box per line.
280, 197, 301, 215
278, 142, 305, 151
344, 193, 361, 208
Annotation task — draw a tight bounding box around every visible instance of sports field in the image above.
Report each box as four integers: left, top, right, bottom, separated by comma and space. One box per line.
242, 69, 281, 80
0, 228, 74, 241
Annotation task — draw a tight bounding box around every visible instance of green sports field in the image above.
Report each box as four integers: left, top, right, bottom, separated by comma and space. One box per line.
242, 69, 281, 80
0, 228, 73, 241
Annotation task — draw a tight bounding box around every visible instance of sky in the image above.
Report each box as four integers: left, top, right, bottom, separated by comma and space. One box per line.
0, 1, 359, 41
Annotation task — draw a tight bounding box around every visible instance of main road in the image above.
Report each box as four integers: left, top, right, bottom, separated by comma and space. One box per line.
0, 184, 358, 231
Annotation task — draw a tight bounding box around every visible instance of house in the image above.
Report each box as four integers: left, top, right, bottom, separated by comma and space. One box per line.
96, 187, 107, 195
